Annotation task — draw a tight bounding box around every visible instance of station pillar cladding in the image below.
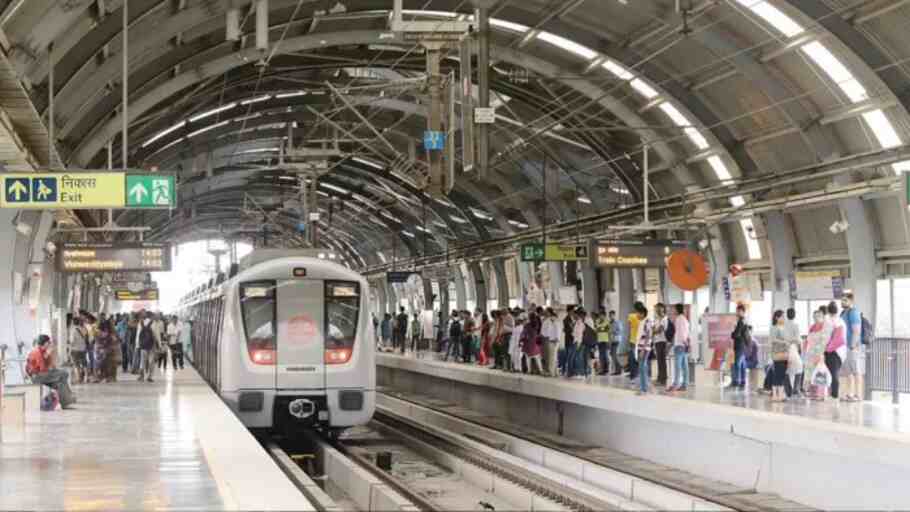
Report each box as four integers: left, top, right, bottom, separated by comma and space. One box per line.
0, 210, 56, 351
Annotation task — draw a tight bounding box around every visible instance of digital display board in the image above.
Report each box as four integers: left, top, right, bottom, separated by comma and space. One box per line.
595, 240, 688, 268
56, 243, 172, 273
114, 289, 159, 301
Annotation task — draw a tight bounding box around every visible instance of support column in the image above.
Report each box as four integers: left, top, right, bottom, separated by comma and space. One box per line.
517, 261, 532, 309
469, 262, 487, 312
474, 3, 490, 179
617, 269, 635, 330
766, 211, 796, 310
438, 279, 450, 327
453, 265, 467, 311
709, 228, 731, 313
839, 196, 878, 322
426, 47, 445, 196
547, 262, 564, 307
492, 259, 509, 309
581, 261, 598, 313
422, 277, 434, 313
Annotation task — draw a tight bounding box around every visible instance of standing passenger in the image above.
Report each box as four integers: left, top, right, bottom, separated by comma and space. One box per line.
609, 311, 623, 375
804, 308, 830, 400
825, 302, 847, 400
729, 305, 749, 389
627, 302, 643, 380
840, 293, 864, 402
784, 308, 803, 397
635, 304, 654, 395
595, 311, 611, 376
769, 311, 789, 402
167, 316, 182, 370
563, 305, 578, 378
137, 314, 157, 383
652, 304, 669, 386
69, 319, 89, 384
396, 307, 409, 355
669, 304, 691, 392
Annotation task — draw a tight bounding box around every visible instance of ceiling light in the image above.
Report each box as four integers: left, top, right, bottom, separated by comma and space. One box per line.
321, 183, 350, 194
577, 196, 592, 204
352, 156, 384, 170
142, 121, 185, 148
470, 208, 493, 221
730, 195, 746, 207
189, 103, 237, 123
707, 155, 734, 183
489, 18, 530, 33
276, 91, 307, 99
241, 95, 271, 105
449, 215, 468, 224
508, 219, 529, 229
401, 230, 415, 238
377, 251, 387, 263
187, 120, 229, 138
239, 147, 279, 154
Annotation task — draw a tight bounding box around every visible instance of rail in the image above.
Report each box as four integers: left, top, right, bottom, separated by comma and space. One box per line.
866, 338, 910, 403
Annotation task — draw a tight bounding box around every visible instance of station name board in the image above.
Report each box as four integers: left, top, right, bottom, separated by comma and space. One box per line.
56, 243, 172, 273
595, 240, 688, 268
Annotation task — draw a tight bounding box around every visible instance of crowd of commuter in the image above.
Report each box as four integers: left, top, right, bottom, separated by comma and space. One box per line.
375, 290, 869, 403
24, 309, 194, 410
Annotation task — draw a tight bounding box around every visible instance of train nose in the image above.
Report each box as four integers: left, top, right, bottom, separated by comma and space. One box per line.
289, 399, 315, 419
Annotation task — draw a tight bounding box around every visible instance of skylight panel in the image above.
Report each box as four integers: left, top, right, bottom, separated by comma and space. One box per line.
738, 0, 805, 38
630, 78, 659, 99
659, 102, 689, 127
707, 156, 734, 183
489, 18, 530, 33
239, 147, 278, 154
685, 128, 710, 150
801, 41, 869, 103
862, 109, 902, 149
536, 32, 598, 60
730, 195, 746, 207
602, 60, 633, 80
189, 103, 237, 123
377, 251, 387, 263
142, 121, 185, 148
740, 218, 763, 260
893, 160, 910, 175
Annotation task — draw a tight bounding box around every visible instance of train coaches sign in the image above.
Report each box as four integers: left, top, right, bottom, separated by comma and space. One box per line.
56, 243, 172, 273
595, 240, 688, 268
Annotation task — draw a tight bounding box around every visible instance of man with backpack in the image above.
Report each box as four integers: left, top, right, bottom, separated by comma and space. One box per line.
840, 292, 866, 402
136, 312, 158, 382
26, 335, 76, 409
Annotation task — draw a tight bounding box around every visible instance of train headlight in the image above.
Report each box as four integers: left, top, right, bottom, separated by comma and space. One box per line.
249, 348, 276, 365
324, 348, 352, 364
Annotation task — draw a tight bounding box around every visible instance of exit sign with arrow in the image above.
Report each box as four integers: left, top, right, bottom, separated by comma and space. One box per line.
126, 175, 176, 208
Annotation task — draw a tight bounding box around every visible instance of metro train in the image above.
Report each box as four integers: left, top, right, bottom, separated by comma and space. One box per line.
177, 249, 375, 437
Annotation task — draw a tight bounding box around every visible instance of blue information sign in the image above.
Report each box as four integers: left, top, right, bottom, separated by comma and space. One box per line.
423, 130, 446, 151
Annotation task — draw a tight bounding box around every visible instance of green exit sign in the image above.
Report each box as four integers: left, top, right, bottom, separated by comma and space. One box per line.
125, 175, 176, 208
521, 243, 545, 262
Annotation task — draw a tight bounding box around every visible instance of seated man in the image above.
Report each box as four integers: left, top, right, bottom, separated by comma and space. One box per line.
26, 335, 76, 409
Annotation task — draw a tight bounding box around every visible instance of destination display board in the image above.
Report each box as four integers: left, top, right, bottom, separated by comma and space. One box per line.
387, 271, 419, 284
56, 243, 172, 273
115, 289, 159, 301
595, 240, 688, 268
0, 172, 176, 209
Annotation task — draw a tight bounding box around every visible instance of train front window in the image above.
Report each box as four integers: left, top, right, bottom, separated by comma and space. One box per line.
325, 281, 360, 364
240, 281, 277, 365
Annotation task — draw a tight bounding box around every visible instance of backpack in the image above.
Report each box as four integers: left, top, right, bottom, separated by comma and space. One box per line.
861, 314, 874, 346
664, 319, 675, 343
139, 325, 156, 350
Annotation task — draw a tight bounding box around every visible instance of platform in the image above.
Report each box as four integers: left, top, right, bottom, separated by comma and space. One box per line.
0, 367, 313, 511
377, 353, 910, 510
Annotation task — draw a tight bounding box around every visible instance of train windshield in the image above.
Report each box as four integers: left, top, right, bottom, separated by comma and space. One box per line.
240, 281, 277, 365
325, 281, 360, 364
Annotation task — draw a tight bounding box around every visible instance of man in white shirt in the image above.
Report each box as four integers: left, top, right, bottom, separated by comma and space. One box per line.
653, 304, 669, 386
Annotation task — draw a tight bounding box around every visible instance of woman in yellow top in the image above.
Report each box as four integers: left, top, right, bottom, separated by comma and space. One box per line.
627, 302, 644, 380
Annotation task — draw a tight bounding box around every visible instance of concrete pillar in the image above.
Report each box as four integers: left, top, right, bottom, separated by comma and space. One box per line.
581, 261, 598, 312
438, 278, 450, 327
469, 261, 487, 312
839, 196, 878, 322
422, 277, 434, 312
453, 265, 467, 310
617, 269, 635, 335
517, 261, 532, 309
547, 262, 564, 307
387, 283, 398, 315
709, 228, 731, 313
766, 211, 796, 310
492, 258, 509, 309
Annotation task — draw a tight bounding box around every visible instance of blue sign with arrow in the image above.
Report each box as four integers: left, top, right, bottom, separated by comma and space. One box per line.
5, 178, 29, 203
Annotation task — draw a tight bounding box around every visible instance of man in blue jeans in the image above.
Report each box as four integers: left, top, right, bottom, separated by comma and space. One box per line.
729, 304, 749, 389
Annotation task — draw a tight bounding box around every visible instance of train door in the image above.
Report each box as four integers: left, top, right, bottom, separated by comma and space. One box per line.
276, 280, 325, 390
